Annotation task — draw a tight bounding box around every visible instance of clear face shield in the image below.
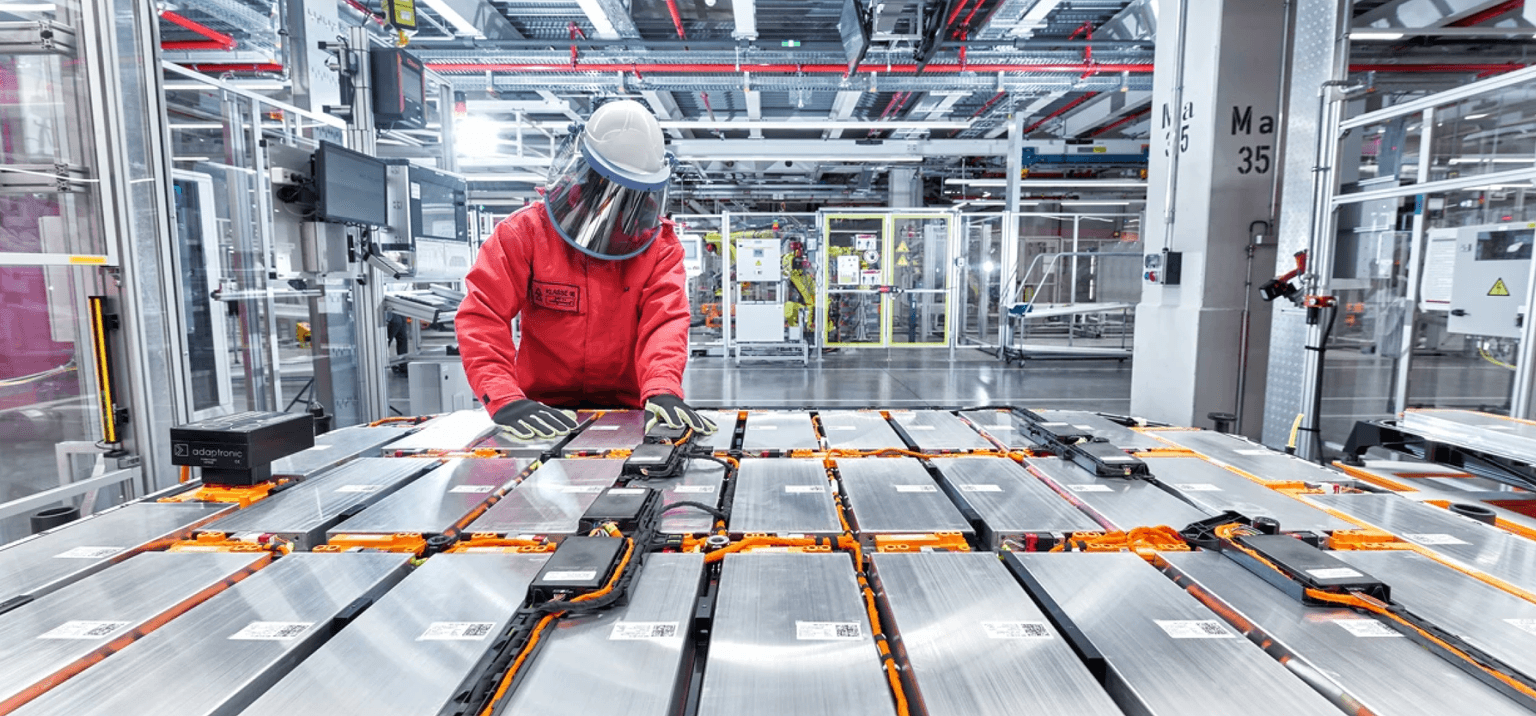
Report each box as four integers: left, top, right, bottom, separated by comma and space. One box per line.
542, 132, 673, 260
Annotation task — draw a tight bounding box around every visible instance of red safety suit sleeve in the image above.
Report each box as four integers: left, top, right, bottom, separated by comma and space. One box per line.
635, 235, 691, 402
456, 221, 529, 415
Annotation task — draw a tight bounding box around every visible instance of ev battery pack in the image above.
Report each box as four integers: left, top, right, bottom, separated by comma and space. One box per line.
958, 409, 1033, 451
871, 552, 1122, 716
8, 553, 409, 716
728, 458, 842, 536
694, 410, 739, 452
327, 457, 533, 540
1162, 551, 1533, 716
0, 552, 268, 713
642, 459, 727, 535
1026, 457, 1210, 531
929, 457, 1099, 547
468, 412, 596, 458
498, 553, 706, 716
240, 553, 550, 716
383, 410, 499, 454
0, 501, 234, 606
740, 411, 820, 454
889, 410, 995, 453
1142, 457, 1353, 534
819, 411, 905, 451
199, 458, 434, 550
697, 552, 895, 716
463, 459, 624, 536
269, 425, 415, 479
834, 458, 972, 537
561, 410, 648, 456
1029, 410, 1168, 451
1400, 408, 1536, 466
1006, 552, 1339, 716
1144, 429, 1354, 485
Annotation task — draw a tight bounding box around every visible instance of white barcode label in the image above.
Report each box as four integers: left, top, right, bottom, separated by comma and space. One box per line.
829, 425, 857, 431
1074, 425, 1097, 432
785, 485, 826, 493
1503, 618, 1536, 635
449, 484, 495, 493
1306, 567, 1362, 580
229, 621, 313, 641
607, 488, 647, 495
419, 621, 497, 641
38, 620, 132, 640
905, 425, 937, 431
1068, 484, 1115, 493
609, 621, 680, 640
589, 425, 621, 431
542, 570, 598, 582
1235, 449, 1273, 456
1172, 483, 1223, 492
1333, 619, 1401, 638
1404, 533, 1470, 546
673, 485, 716, 494
796, 621, 862, 640
1155, 620, 1235, 639
335, 484, 382, 493
53, 546, 124, 559
960, 484, 1003, 492
981, 621, 1053, 639
990, 424, 1015, 431
556, 485, 605, 493
885, 534, 930, 541
750, 424, 778, 430
894, 484, 937, 493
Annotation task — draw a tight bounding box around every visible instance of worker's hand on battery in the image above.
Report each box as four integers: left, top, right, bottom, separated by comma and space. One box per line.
493, 399, 579, 439
645, 394, 717, 435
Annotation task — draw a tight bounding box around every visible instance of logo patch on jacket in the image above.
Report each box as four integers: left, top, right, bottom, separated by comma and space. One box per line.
531, 281, 581, 312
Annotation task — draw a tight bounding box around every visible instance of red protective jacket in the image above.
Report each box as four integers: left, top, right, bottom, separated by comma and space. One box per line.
456, 202, 690, 413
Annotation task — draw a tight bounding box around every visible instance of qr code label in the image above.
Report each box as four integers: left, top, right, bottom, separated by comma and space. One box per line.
785, 485, 826, 493
1173, 483, 1223, 492
1155, 620, 1235, 639
542, 570, 597, 582
1306, 567, 1362, 580
1333, 619, 1402, 638
960, 484, 1003, 493
229, 621, 313, 641
1404, 533, 1470, 546
335, 484, 382, 493
796, 621, 862, 640
54, 546, 124, 559
894, 484, 937, 493
38, 620, 132, 640
1504, 619, 1536, 636
419, 622, 497, 641
1068, 484, 1115, 493
449, 484, 495, 493
673, 485, 716, 494
609, 621, 680, 640
981, 621, 1053, 639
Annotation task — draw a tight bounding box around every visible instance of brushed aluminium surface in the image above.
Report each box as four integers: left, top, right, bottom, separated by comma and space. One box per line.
929, 457, 1099, 544
467, 410, 597, 458
695, 410, 739, 451
327, 458, 533, 537
958, 409, 1034, 450
1163, 551, 1532, 716
464, 459, 625, 535
1032, 410, 1168, 451
820, 411, 906, 451
10, 553, 410, 716
0, 501, 234, 603
561, 410, 648, 455
241, 552, 550, 716
201, 458, 432, 549
740, 411, 821, 452
728, 458, 842, 535
384, 410, 498, 453
697, 552, 895, 716
1009, 552, 1340, 716
499, 552, 705, 715
889, 410, 995, 452
835, 458, 972, 535
871, 552, 1123, 716
644, 459, 728, 535
269, 425, 415, 479
0, 552, 267, 712
1026, 457, 1210, 530
1144, 457, 1353, 533
1400, 408, 1536, 465
1146, 430, 1354, 485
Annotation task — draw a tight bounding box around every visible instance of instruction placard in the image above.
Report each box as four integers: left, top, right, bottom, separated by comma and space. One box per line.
837, 255, 861, 285
38, 620, 132, 640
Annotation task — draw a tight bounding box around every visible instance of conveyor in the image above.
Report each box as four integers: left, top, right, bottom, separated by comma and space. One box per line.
462, 459, 624, 537
1006, 552, 1340, 716
1025, 457, 1210, 530
1336, 460, 1536, 536
1028, 410, 1168, 451
9, 553, 409, 716
957, 409, 1032, 451
498, 552, 706, 715
929, 456, 1100, 547
740, 411, 821, 454
326, 458, 533, 546
0, 552, 267, 712
561, 410, 648, 456
727, 458, 842, 536
1146, 429, 1355, 485
889, 410, 996, 453
835, 457, 972, 540
1144, 456, 1353, 534
643, 459, 728, 535
1162, 551, 1533, 716
820, 410, 906, 451
0, 501, 234, 606
871, 551, 1123, 716
384, 410, 499, 454
694, 410, 739, 452
696, 552, 895, 716
241, 552, 551, 716
198, 457, 434, 550
269, 425, 415, 479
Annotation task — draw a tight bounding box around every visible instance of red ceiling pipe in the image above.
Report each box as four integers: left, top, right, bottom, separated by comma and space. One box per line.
160, 11, 237, 51
1022, 92, 1097, 134
1449, 0, 1523, 26
968, 90, 1006, 118
945, 0, 974, 26
340, 0, 386, 25
956, 0, 987, 37
665, 0, 687, 39
186, 62, 284, 72
426, 61, 1156, 74
1089, 107, 1150, 137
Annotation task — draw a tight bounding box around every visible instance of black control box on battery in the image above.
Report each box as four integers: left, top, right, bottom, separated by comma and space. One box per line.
581, 487, 659, 533
169, 411, 314, 486
529, 536, 625, 602
1233, 533, 1390, 604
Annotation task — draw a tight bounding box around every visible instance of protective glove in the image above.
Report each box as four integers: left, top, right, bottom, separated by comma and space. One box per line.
493, 399, 579, 440
645, 394, 717, 435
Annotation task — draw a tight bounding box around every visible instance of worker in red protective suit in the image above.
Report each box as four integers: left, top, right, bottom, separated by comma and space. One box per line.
456, 100, 716, 439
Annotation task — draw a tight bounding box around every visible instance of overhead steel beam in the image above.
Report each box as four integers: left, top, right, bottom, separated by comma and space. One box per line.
732, 0, 757, 40
825, 90, 864, 139
574, 0, 641, 39
1356, 0, 1513, 28
418, 0, 523, 39
1097, 0, 1157, 40
1060, 90, 1152, 137
534, 90, 583, 122
745, 89, 763, 139
641, 89, 693, 139
977, 0, 1066, 39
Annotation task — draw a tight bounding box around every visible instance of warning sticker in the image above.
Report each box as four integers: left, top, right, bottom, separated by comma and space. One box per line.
1306, 567, 1363, 580
418, 621, 497, 641
609, 621, 680, 640
1173, 483, 1224, 492
1404, 533, 1470, 546
981, 621, 1054, 639
38, 620, 132, 640
229, 621, 313, 641
895, 484, 938, 493
1333, 619, 1401, 638
449, 484, 496, 494
1155, 620, 1235, 639
796, 621, 863, 640
53, 546, 124, 559
1490, 278, 1512, 297
542, 570, 598, 582
673, 485, 716, 494
1503, 618, 1536, 636
785, 485, 826, 493
960, 484, 1004, 493
1068, 484, 1115, 493
335, 484, 382, 493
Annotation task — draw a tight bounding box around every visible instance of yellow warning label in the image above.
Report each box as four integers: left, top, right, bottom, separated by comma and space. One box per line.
896, 241, 909, 253
897, 256, 909, 267
1490, 278, 1511, 297
68, 255, 108, 265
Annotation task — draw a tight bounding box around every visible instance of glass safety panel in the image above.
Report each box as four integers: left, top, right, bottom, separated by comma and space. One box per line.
822, 215, 886, 346
888, 214, 951, 346
673, 214, 723, 350
957, 214, 1004, 347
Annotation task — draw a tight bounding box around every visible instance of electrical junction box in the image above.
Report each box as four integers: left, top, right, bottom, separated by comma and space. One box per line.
1448, 223, 1533, 338
529, 536, 624, 602
737, 238, 781, 282
1142, 249, 1182, 285
170, 411, 314, 486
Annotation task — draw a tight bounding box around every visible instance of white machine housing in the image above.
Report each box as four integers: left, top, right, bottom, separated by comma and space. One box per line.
1443, 222, 1534, 338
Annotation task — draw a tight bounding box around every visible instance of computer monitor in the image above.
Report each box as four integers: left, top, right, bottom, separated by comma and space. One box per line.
313, 141, 388, 226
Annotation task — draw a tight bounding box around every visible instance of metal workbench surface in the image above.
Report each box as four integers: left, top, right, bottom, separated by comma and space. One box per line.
1026, 457, 1210, 531
1143, 457, 1353, 534
383, 410, 499, 453
740, 411, 821, 453
269, 425, 415, 479
327, 457, 533, 537
1030, 410, 1169, 451
1307, 492, 1536, 594
499, 552, 706, 715
820, 411, 906, 451
835, 457, 971, 536
1144, 429, 1354, 485
1400, 409, 1536, 465
695, 410, 739, 451
0, 501, 234, 604
0, 551, 268, 713
241, 552, 550, 716
10, 553, 410, 716
643, 459, 728, 535
1007, 552, 1339, 716
463, 458, 625, 536
561, 410, 648, 455
871, 552, 1122, 716
929, 457, 1099, 546
697, 552, 895, 716
200, 458, 434, 550
728, 458, 842, 536
889, 410, 996, 453
957, 409, 1033, 450
1162, 551, 1532, 716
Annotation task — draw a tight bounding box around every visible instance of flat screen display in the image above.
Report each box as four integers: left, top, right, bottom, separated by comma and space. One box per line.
315, 141, 388, 226
408, 166, 468, 242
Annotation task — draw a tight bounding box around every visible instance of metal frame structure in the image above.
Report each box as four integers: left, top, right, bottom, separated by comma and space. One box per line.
817, 208, 961, 349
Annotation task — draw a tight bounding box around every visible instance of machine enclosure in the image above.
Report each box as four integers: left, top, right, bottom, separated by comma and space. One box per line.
170, 412, 314, 486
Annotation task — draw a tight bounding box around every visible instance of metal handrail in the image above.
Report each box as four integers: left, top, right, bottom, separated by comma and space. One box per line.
1011, 250, 1142, 314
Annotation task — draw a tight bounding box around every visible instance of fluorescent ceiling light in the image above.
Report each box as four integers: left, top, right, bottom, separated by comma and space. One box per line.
1465, 113, 1490, 120
1448, 156, 1536, 165
0, 3, 57, 11
1060, 200, 1134, 206
418, 0, 485, 37
1352, 31, 1404, 41
168, 122, 224, 130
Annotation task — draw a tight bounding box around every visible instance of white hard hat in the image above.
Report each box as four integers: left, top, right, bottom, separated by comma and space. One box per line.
543, 99, 675, 260
581, 100, 670, 185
